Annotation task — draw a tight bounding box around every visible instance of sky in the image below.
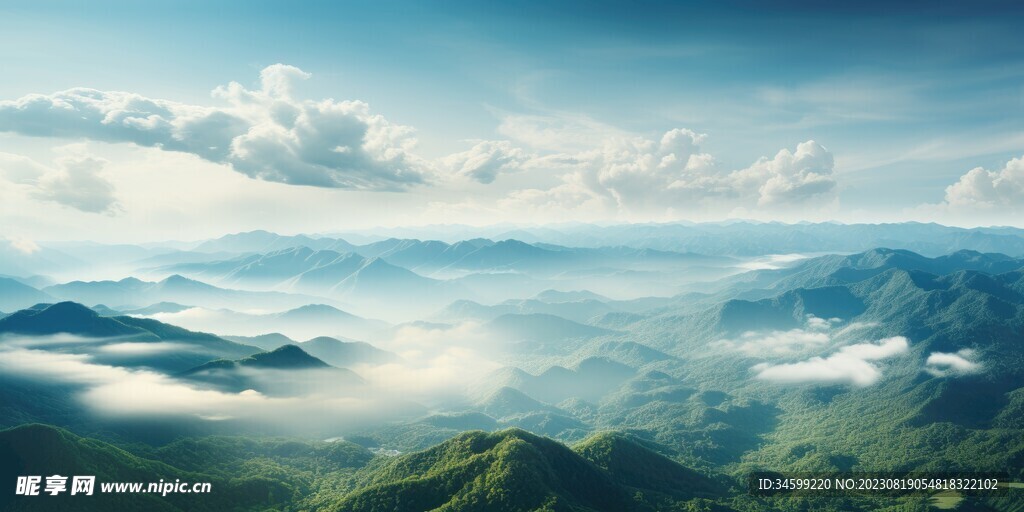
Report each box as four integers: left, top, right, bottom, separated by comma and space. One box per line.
1, 0, 1023, 242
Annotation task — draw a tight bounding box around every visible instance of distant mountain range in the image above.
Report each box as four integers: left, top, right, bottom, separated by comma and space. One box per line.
42, 274, 327, 311
148, 303, 388, 340
193, 223, 1024, 260
146, 236, 734, 311
0, 277, 54, 312
327, 222, 1024, 257
483, 313, 615, 353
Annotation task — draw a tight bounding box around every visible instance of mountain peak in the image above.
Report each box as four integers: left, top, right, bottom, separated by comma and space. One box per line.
160, 274, 192, 284
280, 303, 356, 320
242, 344, 331, 369
0, 301, 147, 338
37, 301, 97, 318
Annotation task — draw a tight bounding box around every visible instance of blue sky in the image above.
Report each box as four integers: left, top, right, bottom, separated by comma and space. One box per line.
1, 0, 1023, 240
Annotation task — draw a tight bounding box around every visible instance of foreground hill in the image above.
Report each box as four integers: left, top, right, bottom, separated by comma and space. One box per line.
0, 424, 237, 512
334, 428, 723, 512
0, 423, 375, 512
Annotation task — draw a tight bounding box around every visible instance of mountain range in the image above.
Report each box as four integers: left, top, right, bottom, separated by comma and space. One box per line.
42, 274, 326, 311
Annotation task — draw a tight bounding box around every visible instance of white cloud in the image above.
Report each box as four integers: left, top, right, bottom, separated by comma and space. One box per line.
752, 336, 909, 387
5, 235, 40, 255
0, 64, 426, 190
0, 152, 48, 184
97, 342, 193, 355
33, 152, 119, 214
493, 130, 837, 219
442, 140, 530, 184
925, 349, 982, 377
806, 315, 841, 331
713, 316, 840, 356
940, 156, 1024, 210
715, 328, 831, 356
731, 140, 837, 206
0, 146, 119, 214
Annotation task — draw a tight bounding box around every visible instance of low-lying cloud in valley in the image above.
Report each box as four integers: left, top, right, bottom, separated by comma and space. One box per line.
925, 349, 983, 377
713, 316, 876, 357
752, 336, 910, 387
0, 336, 445, 433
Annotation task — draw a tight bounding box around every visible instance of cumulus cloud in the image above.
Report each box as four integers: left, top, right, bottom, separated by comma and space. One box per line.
925, 349, 982, 377
442, 140, 530, 184
33, 152, 119, 213
752, 336, 909, 387
495, 129, 838, 218
0, 147, 119, 213
730, 140, 837, 206
939, 156, 1024, 210
0, 64, 426, 190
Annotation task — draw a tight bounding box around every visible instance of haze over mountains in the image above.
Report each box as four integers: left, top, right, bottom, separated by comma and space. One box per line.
2, 222, 1024, 510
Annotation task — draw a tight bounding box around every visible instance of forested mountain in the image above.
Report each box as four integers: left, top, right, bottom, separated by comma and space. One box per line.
333, 429, 723, 512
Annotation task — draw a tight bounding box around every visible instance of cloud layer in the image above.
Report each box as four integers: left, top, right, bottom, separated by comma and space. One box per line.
442, 140, 530, 184
0, 339, 422, 431
0, 65, 426, 190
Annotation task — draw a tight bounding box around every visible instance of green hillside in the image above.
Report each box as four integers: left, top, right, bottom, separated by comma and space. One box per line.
334, 428, 713, 512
